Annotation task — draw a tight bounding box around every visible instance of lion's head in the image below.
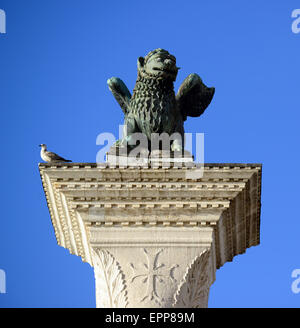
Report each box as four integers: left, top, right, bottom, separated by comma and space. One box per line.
137, 48, 179, 81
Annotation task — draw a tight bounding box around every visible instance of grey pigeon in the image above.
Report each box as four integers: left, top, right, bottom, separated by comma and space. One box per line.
39, 144, 71, 163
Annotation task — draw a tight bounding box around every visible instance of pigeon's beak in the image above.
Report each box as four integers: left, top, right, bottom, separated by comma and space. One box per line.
39, 144, 42, 147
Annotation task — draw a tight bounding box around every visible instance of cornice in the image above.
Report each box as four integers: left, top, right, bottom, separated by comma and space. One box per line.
39, 163, 262, 269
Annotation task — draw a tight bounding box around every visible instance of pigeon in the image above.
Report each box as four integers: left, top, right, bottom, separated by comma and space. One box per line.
39, 144, 72, 163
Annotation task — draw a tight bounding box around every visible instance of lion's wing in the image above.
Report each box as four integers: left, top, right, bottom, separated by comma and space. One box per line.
107, 77, 132, 114
176, 73, 215, 121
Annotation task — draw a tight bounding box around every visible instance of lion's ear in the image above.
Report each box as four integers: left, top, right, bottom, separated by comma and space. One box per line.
137, 57, 145, 70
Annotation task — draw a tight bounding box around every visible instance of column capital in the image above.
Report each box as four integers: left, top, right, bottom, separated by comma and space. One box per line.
39, 162, 262, 307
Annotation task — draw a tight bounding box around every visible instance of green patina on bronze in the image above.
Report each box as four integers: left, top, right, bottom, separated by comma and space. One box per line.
107, 48, 215, 152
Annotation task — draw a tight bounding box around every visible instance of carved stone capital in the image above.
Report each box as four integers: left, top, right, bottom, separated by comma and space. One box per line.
92, 247, 215, 308
90, 227, 215, 308
39, 162, 262, 307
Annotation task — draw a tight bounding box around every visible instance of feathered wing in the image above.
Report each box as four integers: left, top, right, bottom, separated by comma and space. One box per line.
176, 73, 215, 121
47, 151, 71, 162
107, 77, 132, 114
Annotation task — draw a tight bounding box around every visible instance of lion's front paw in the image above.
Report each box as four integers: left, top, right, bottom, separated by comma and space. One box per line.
171, 141, 183, 152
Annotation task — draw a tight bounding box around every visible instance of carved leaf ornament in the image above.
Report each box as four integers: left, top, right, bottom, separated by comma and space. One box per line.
92, 249, 128, 308
173, 249, 211, 308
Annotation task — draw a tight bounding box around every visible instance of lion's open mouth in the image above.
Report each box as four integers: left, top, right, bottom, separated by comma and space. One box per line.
153, 67, 178, 74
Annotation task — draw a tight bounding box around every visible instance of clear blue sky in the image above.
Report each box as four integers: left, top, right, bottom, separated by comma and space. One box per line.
0, 0, 300, 307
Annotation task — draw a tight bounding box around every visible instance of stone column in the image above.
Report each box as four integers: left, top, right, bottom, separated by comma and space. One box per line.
39, 161, 262, 308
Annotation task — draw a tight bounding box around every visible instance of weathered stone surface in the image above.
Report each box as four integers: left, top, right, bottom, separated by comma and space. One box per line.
39, 162, 262, 308
106, 148, 194, 167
